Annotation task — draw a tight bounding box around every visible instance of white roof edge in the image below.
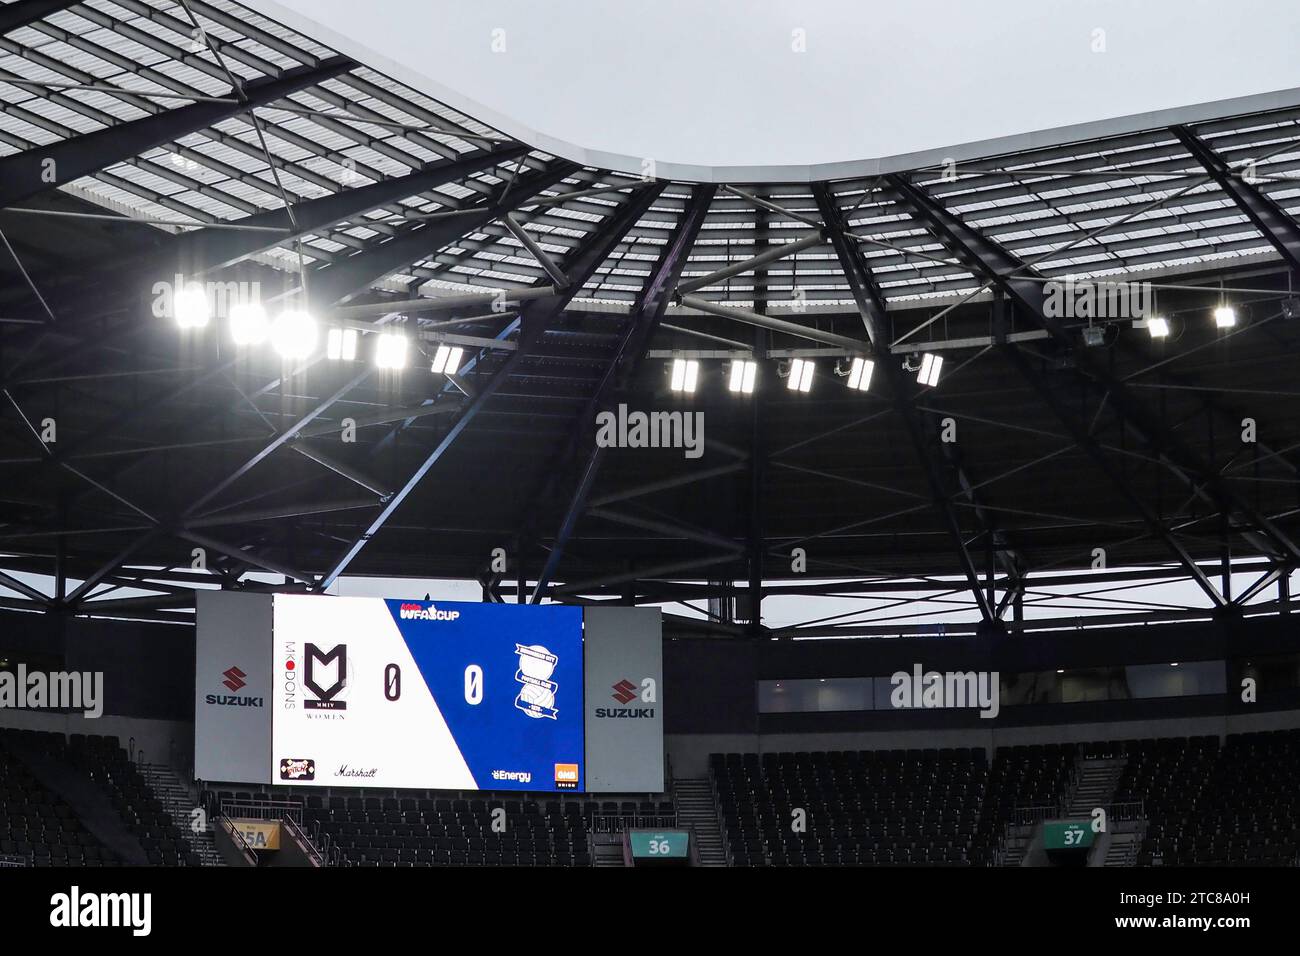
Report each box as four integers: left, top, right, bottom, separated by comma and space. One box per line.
251, 1, 1300, 184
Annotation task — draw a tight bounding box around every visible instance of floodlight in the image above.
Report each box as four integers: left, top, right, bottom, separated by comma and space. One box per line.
1147, 316, 1170, 339
374, 332, 408, 370
270, 310, 317, 359
787, 358, 814, 393
917, 352, 943, 387
173, 282, 210, 329
228, 303, 268, 345
728, 360, 757, 394
326, 327, 357, 361
1214, 305, 1237, 328
430, 344, 465, 375
846, 357, 874, 391
670, 358, 699, 393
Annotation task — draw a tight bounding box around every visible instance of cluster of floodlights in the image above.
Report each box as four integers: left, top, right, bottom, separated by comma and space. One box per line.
1140, 305, 1238, 341
171, 298, 464, 376
667, 352, 943, 395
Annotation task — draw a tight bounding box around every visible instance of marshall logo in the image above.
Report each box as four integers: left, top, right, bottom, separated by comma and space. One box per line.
279, 758, 315, 781
334, 765, 378, 779
304, 643, 347, 711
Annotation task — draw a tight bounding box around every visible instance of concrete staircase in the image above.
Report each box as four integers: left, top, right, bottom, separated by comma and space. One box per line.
1001, 823, 1035, 866
673, 778, 728, 866
1064, 758, 1126, 818
592, 833, 626, 867
139, 763, 222, 866
1103, 828, 1144, 866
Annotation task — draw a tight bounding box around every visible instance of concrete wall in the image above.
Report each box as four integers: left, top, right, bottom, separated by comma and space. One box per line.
0, 708, 192, 771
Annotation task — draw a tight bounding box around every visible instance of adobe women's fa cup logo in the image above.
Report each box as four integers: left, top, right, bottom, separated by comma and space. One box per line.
514, 644, 559, 719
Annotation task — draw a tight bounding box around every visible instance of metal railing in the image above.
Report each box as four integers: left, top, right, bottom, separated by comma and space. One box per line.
1012, 804, 1062, 826
589, 810, 678, 834
710, 771, 735, 867
1012, 797, 1145, 827
221, 798, 303, 824
218, 815, 258, 867
308, 819, 350, 867
281, 814, 326, 866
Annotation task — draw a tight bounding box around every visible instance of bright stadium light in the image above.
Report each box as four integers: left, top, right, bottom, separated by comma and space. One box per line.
270, 310, 317, 360
1214, 305, 1238, 328
374, 332, 408, 370
846, 357, 874, 391
326, 327, 358, 361
671, 358, 699, 393
787, 358, 814, 393
430, 344, 464, 375
228, 303, 268, 345
173, 282, 210, 329
917, 352, 942, 387
728, 359, 757, 394
1147, 316, 1170, 339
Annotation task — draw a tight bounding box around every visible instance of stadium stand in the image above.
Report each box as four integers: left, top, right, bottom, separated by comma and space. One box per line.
5, 729, 1298, 868
712, 736, 1300, 867
713, 748, 996, 866
202, 786, 673, 866
66, 734, 199, 866
0, 730, 122, 866
1123, 731, 1300, 866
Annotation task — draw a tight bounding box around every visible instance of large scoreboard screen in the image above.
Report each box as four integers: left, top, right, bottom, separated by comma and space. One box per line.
195, 592, 663, 792
272, 596, 585, 792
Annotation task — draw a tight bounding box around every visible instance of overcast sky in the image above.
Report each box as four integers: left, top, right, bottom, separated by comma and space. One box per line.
250, 0, 1300, 180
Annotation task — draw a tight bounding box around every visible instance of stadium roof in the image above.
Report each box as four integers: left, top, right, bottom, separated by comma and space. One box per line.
2, 0, 1300, 633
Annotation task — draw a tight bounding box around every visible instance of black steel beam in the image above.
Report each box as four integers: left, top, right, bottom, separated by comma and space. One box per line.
887, 172, 1300, 568
527, 183, 715, 602
0, 568, 50, 605
816, 184, 995, 621
172, 144, 528, 274
1005, 346, 1227, 606
183, 368, 372, 518
1173, 125, 1300, 272
0, 57, 355, 208
0, 0, 77, 34
307, 161, 579, 306
318, 183, 666, 588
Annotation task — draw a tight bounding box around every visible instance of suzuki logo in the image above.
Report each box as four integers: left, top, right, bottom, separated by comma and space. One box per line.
611, 679, 638, 704
221, 666, 246, 693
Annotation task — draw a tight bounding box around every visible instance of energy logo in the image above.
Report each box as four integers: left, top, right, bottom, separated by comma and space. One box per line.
514, 644, 559, 720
